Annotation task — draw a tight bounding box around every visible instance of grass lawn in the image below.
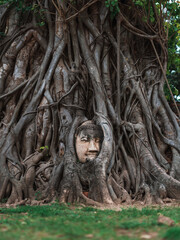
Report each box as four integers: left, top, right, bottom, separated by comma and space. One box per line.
0, 203, 180, 240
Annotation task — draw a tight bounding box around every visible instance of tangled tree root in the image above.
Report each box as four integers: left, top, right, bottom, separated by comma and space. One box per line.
0, 0, 179, 205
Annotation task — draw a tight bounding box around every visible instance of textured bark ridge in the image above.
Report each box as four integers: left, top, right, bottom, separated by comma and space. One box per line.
0, 0, 180, 205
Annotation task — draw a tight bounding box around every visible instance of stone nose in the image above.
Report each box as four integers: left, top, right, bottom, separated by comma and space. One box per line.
88, 140, 98, 151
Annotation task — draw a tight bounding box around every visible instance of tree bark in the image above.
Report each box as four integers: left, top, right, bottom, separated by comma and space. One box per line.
0, 0, 179, 205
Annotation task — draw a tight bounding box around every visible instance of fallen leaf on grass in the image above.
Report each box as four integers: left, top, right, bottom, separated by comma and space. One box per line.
20, 221, 27, 225
158, 214, 174, 226
116, 229, 133, 237
20, 212, 28, 215
85, 234, 94, 238
35, 231, 51, 238
56, 234, 64, 238
140, 232, 158, 239
0, 226, 8, 232
0, 214, 9, 219
140, 234, 151, 239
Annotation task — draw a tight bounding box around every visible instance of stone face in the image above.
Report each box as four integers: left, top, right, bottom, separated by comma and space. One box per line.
75, 121, 103, 163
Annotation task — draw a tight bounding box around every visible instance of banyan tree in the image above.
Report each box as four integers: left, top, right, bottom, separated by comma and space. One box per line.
0, 0, 180, 206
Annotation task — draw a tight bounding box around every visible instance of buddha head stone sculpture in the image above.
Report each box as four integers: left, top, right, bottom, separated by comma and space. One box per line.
75, 120, 103, 163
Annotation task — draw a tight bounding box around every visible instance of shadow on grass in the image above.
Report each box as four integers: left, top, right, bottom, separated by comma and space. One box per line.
163, 227, 180, 240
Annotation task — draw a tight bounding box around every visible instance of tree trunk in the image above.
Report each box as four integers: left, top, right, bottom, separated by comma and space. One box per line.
0, 0, 179, 205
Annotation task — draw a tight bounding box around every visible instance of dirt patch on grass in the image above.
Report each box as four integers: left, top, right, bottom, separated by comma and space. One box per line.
115, 228, 158, 239
116, 228, 134, 237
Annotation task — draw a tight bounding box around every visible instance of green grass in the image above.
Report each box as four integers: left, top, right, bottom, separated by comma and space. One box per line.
0, 204, 180, 240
